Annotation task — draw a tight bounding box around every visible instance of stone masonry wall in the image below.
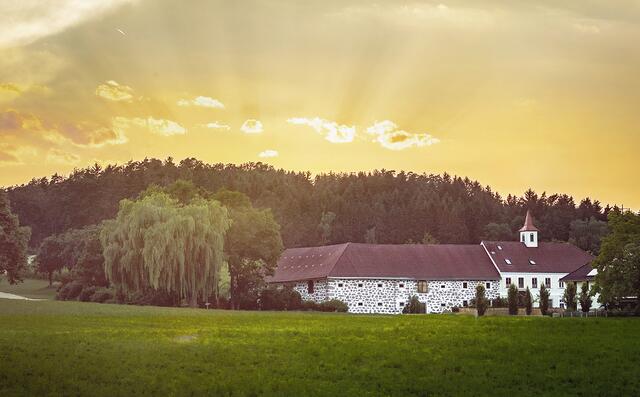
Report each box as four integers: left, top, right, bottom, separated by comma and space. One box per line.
290, 278, 499, 314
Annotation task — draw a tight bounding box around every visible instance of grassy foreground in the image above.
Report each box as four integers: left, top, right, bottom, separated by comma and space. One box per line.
0, 300, 639, 396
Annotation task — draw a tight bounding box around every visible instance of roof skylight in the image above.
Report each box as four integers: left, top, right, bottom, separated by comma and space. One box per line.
504, 259, 512, 265
529, 260, 536, 265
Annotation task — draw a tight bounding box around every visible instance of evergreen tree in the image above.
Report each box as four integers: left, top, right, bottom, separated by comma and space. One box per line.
475, 284, 489, 316
524, 287, 533, 315
508, 283, 519, 315
579, 283, 592, 313
0, 191, 30, 284
539, 283, 550, 315
563, 282, 577, 311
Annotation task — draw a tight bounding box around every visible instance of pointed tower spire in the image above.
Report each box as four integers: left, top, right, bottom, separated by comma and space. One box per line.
519, 210, 539, 247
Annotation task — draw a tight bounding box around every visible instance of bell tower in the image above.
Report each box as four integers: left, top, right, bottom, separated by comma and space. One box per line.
519, 210, 539, 248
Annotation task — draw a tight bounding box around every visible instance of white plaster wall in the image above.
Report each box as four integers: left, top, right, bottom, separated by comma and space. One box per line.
498, 272, 568, 308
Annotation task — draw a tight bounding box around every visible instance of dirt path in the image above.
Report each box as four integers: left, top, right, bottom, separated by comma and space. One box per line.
0, 292, 42, 301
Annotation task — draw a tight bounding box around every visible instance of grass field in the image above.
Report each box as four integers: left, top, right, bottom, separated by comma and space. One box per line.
0, 277, 58, 300
0, 299, 639, 396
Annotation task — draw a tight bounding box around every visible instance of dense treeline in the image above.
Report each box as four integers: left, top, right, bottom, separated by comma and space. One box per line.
6, 158, 612, 250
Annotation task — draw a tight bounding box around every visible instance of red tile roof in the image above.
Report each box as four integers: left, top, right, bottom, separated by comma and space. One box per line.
519, 210, 539, 232
561, 263, 596, 282
268, 243, 500, 283
481, 241, 593, 273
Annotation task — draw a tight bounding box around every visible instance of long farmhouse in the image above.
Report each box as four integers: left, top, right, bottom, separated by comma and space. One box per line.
268, 211, 596, 314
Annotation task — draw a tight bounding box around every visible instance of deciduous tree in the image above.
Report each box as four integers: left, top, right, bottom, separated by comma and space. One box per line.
0, 191, 30, 284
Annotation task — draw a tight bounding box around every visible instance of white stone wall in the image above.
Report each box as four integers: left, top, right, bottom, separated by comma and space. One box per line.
292, 279, 328, 303
289, 278, 499, 314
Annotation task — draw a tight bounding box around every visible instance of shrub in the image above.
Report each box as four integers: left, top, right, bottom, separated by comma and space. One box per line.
508, 284, 518, 315
564, 283, 577, 311
57, 281, 83, 301
319, 299, 348, 312
301, 300, 319, 311
259, 286, 303, 311
491, 297, 508, 308
402, 295, 425, 314
475, 284, 489, 316
539, 284, 549, 315
524, 287, 533, 315
91, 288, 114, 303
78, 286, 97, 302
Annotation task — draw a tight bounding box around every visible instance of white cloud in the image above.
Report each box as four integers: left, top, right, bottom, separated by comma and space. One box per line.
201, 121, 230, 131
46, 148, 80, 164
366, 120, 439, 150
240, 119, 263, 134
95, 80, 134, 102
287, 117, 356, 143
258, 149, 278, 158
0, 0, 138, 48
113, 116, 186, 137
177, 96, 225, 109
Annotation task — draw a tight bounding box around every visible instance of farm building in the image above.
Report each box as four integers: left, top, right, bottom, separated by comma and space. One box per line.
268, 211, 597, 314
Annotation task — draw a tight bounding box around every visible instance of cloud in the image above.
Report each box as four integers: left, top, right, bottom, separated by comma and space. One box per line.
240, 119, 263, 134
366, 120, 439, 150
46, 148, 80, 165
113, 116, 186, 137
0, 0, 138, 48
258, 149, 278, 158
95, 80, 134, 102
200, 121, 231, 131
177, 96, 225, 109
287, 117, 356, 143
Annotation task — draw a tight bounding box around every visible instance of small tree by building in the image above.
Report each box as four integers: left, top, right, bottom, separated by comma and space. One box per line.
402, 295, 426, 314
579, 283, 592, 313
539, 284, 550, 315
563, 282, 577, 311
508, 283, 518, 315
475, 284, 489, 316
524, 287, 533, 315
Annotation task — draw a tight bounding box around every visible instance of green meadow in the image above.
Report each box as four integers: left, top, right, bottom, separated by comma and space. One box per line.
0, 298, 639, 397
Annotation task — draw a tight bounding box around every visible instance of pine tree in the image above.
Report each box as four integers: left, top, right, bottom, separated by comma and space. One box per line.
475, 284, 489, 316
579, 283, 592, 313
563, 282, 577, 311
524, 287, 533, 315
508, 283, 519, 315
539, 283, 550, 315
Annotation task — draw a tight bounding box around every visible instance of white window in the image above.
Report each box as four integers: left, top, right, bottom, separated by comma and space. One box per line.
486, 282, 491, 289
530, 233, 534, 242
505, 259, 512, 265
532, 278, 538, 289
463, 282, 468, 289
357, 302, 363, 306
357, 283, 363, 288
399, 302, 405, 307
377, 283, 383, 288
440, 284, 446, 289
506, 277, 511, 287
398, 283, 405, 288
559, 280, 564, 288
545, 278, 551, 288
440, 303, 445, 307
417, 280, 428, 293
377, 302, 383, 307
518, 277, 524, 288
337, 283, 343, 288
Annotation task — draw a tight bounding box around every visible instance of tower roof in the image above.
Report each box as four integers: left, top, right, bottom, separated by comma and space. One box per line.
519, 210, 539, 232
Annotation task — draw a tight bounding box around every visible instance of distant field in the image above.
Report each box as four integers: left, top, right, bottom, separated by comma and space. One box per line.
0, 277, 58, 300
0, 300, 638, 396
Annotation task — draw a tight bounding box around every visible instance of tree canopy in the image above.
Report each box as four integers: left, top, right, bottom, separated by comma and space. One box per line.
0, 190, 30, 284
101, 191, 231, 306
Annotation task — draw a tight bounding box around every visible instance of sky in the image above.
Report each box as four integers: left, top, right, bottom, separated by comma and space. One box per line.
1, 0, 639, 209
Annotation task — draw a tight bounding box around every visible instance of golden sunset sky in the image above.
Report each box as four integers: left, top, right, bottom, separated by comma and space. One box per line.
1, 1, 639, 208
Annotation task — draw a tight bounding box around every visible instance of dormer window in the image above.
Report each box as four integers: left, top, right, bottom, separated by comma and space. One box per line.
497, 245, 502, 250
504, 259, 512, 265
530, 233, 534, 242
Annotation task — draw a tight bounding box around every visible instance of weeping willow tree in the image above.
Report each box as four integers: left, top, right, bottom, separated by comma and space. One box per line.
101, 192, 230, 306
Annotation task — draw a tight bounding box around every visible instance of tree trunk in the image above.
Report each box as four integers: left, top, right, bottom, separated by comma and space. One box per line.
189, 294, 198, 308
48, 271, 53, 287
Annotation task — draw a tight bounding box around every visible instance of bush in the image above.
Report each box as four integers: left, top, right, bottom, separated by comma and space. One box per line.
78, 286, 97, 302
579, 283, 592, 313
491, 297, 508, 308
301, 300, 319, 311
508, 284, 518, 315
259, 286, 303, 311
126, 290, 179, 307
524, 287, 533, 315
402, 295, 425, 314
57, 281, 83, 301
475, 284, 489, 316
91, 288, 114, 303
539, 284, 550, 315
319, 299, 348, 312
564, 283, 577, 311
